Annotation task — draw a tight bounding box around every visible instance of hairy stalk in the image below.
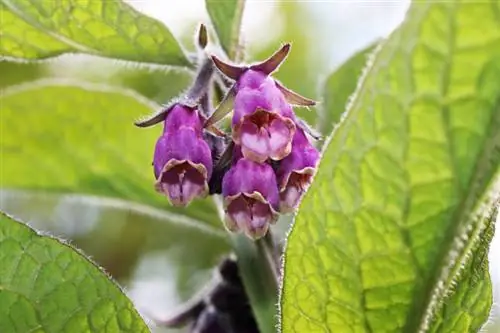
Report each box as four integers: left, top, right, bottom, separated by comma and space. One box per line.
231, 233, 279, 333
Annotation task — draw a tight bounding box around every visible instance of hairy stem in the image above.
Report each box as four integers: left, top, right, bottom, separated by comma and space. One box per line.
231, 234, 279, 333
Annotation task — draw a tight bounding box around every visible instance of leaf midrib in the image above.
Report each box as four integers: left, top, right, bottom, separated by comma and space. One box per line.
408, 5, 500, 331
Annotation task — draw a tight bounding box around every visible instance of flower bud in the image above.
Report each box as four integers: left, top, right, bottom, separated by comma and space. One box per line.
276, 128, 320, 212
153, 104, 212, 206
232, 70, 296, 163
222, 152, 279, 239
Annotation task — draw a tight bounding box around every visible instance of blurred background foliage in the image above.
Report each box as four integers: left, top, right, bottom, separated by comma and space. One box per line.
1, 1, 499, 332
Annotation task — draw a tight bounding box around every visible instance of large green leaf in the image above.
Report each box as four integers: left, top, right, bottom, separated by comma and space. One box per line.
0, 190, 230, 333
429, 203, 497, 332
281, 2, 500, 332
319, 43, 377, 136
0, 0, 189, 66
205, 0, 245, 60
0, 80, 220, 228
0, 210, 149, 332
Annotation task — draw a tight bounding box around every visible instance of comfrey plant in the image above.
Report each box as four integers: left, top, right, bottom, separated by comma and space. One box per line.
1, 2, 499, 333
137, 29, 320, 240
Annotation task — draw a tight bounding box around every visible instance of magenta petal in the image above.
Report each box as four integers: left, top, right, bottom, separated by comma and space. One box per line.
233, 88, 272, 125
279, 183, 303, 213
268, 117, 294, 159
156, 162, 208, 206
250, 201, 273, 230
277, 128, 320, 189
225, 195, 275, 239
154, 127, 213, 180
153, 125, 212, 206
233, 69, 295, 126
222, 158, 279, 209
237, 70, 268, 90
163, 104, 204, 135
240, 122, 269, 162
226, 196, 252, 232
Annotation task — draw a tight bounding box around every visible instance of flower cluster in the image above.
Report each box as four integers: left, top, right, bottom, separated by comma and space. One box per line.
219, 66, 320, 238
137, 34, 320, 239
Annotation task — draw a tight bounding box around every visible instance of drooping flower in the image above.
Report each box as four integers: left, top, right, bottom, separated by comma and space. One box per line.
232, 69, 296, 163
207, 44, 316, 164
222, 149, 279, 239
276, 128, 320, 212
153, 104, 213, 207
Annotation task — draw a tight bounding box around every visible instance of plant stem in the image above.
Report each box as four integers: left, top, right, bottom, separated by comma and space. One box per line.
231, 234, 279, 333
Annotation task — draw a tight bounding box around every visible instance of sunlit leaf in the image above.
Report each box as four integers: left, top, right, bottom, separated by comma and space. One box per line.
319, 43, 377, 136
281, 2, 500, 332
0, 190, 230, 331
0, 60, 46, 88
0, 80, 220, 227
0, 210, 150, 332
205, 0, 245, 60
429, 203, 498, 332
0, 0, 189, 66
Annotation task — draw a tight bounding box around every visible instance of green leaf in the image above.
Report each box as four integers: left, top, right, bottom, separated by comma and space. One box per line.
319, 43, 377, 136
0, 190, 231, 320
0, 210, 149, 332
429, 203, 497, 332
205, 0, 245, 60
281, 2, 500, 332
0, 0, 189, 66
0, 80, 221, 228
0, 60, 47, 89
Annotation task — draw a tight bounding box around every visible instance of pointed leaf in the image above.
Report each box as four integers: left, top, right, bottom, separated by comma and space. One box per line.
429, 203, 498, 332
281, 2, 500, 332
0, 210, 149, 332
0, 0, 189, 66
205, 0, 245, 60
0, 80, 220, 228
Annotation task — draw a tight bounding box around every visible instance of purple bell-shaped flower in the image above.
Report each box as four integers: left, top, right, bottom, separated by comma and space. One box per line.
276, 128, 320, 212
153, 104, 213, 207
221, 148, 279, 239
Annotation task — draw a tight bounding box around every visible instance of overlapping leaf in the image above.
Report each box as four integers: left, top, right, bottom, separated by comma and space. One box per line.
0, 211, 149, 332
0, 0, 189, 66
429, 204, 498, 333
0, 80, 220, 227
281, 1, 500, 332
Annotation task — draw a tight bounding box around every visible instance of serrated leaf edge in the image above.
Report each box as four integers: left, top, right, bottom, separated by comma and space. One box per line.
0, 209, 150, 331
420, 174, 500, 332
276, 39, 384, 333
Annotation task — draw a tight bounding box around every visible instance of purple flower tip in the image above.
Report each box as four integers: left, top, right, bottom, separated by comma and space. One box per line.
222, 157, 279, 239
277, 129, 320, 212
153, 105, 212, 207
